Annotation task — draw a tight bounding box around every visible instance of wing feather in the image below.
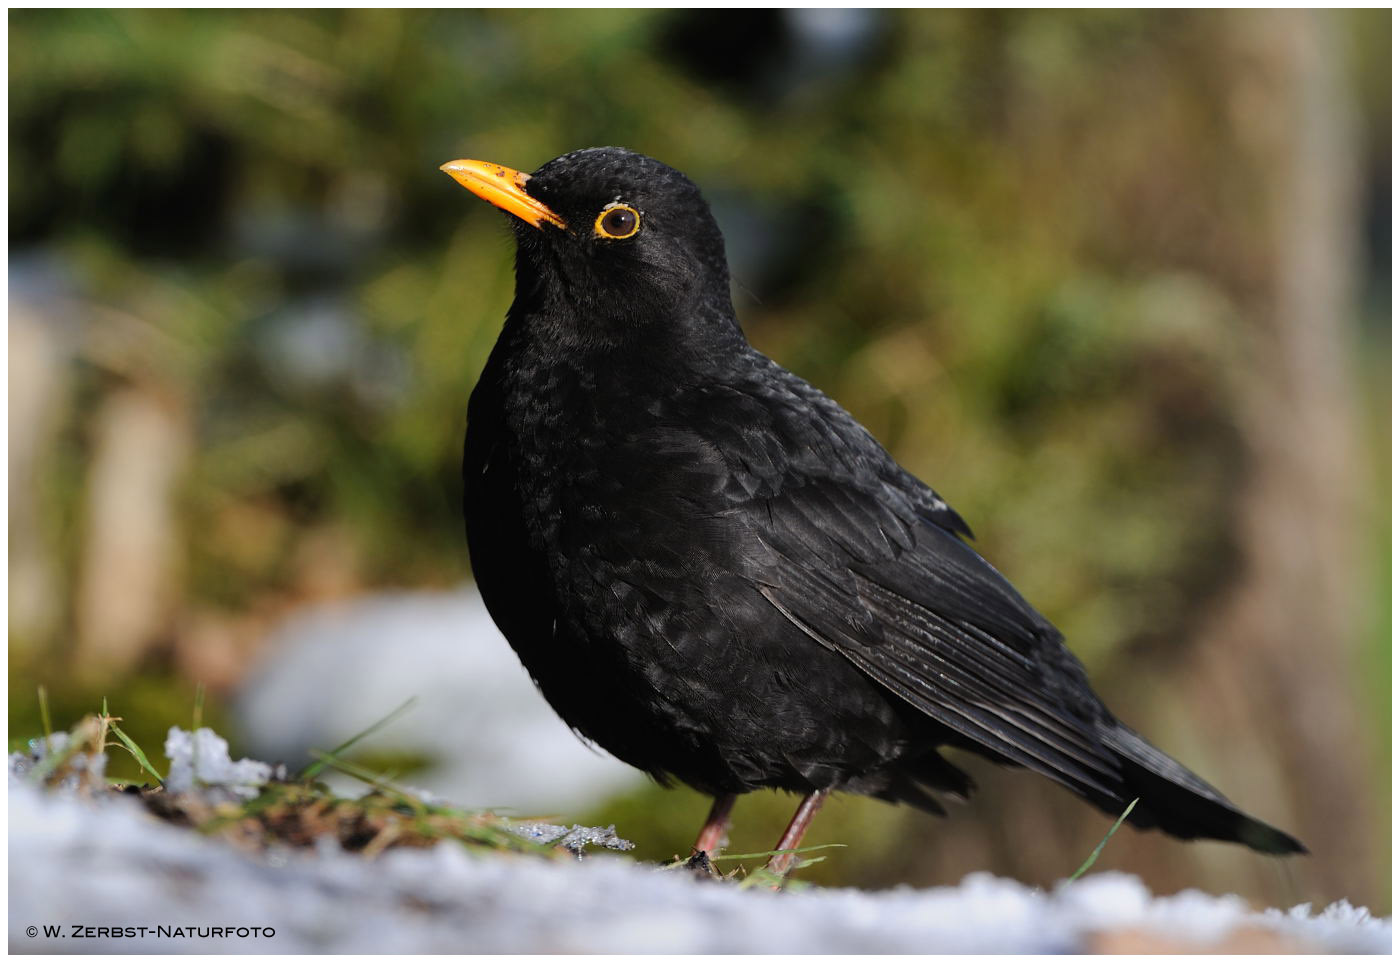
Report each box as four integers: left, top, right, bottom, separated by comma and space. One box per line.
746, 474, 1126, 802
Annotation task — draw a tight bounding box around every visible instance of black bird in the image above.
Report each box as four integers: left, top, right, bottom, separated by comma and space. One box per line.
441, 147, 1305, 878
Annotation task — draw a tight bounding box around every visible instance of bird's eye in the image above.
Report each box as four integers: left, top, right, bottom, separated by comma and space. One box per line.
594, 204, 641, 240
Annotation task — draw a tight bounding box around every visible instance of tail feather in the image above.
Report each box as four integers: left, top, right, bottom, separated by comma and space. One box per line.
1103, 725, 1306, 856
868, 749, 977, 816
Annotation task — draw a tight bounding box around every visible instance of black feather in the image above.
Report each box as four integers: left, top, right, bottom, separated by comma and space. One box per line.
458, 146, 1305, 858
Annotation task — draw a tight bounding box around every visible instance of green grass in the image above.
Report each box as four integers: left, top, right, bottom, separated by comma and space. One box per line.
19, 698, 563, 861
297, 696, 418, 781
1067, 798, 1137, 881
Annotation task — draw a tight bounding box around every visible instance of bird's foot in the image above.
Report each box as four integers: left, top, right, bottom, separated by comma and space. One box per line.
684, 848, 723, 880
758, 789, 829, 890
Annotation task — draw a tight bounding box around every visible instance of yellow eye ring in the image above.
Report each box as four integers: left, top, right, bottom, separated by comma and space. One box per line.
594, 203, 641, 240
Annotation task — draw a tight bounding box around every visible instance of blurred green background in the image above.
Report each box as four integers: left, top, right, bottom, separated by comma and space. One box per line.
9, 9, 1390, 913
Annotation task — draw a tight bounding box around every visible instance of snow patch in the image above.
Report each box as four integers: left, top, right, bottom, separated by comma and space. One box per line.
8, 779, 1390, 954
163, 727, 274, 801
505, 820, 635, 855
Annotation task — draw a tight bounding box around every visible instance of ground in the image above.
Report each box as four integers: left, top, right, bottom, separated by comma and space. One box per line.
8, 728, 1389, 954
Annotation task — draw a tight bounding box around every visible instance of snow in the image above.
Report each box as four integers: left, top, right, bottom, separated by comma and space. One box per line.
9, 772, 1390, 953
233, 587, 642, 812
504, 820, 635, 855
9, 732, 107, 791
163, 727, 275, 801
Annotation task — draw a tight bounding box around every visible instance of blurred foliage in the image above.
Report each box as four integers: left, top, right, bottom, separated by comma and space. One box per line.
10, 9, 1278, 653
8, 9, 1390, 908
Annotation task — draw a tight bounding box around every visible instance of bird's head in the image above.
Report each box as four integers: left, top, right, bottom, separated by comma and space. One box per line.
442, 147, 739, 351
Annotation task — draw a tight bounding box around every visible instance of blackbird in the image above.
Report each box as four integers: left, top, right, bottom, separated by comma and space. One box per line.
441, 147, 1305, 878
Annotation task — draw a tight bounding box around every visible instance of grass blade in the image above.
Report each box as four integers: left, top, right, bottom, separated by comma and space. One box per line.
709, 842, 846, 862
299, 697, 418, 780
1068, 797, 1138, 881
37, 685, 53, 750
108, 722, 165, 786
305, 749, 410, 799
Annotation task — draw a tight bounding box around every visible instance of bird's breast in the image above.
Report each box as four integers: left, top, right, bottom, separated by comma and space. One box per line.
486, 357, 758, 640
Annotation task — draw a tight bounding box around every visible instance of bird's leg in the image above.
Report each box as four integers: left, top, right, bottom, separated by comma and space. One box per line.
691, 793, 737, 856
763, 790, 828, 882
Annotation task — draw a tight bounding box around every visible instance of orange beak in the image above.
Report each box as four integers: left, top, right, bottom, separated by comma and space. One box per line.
439, 159, 567, 230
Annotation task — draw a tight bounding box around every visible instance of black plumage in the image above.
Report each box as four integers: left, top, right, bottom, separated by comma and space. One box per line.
442, 147, 1305, 870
